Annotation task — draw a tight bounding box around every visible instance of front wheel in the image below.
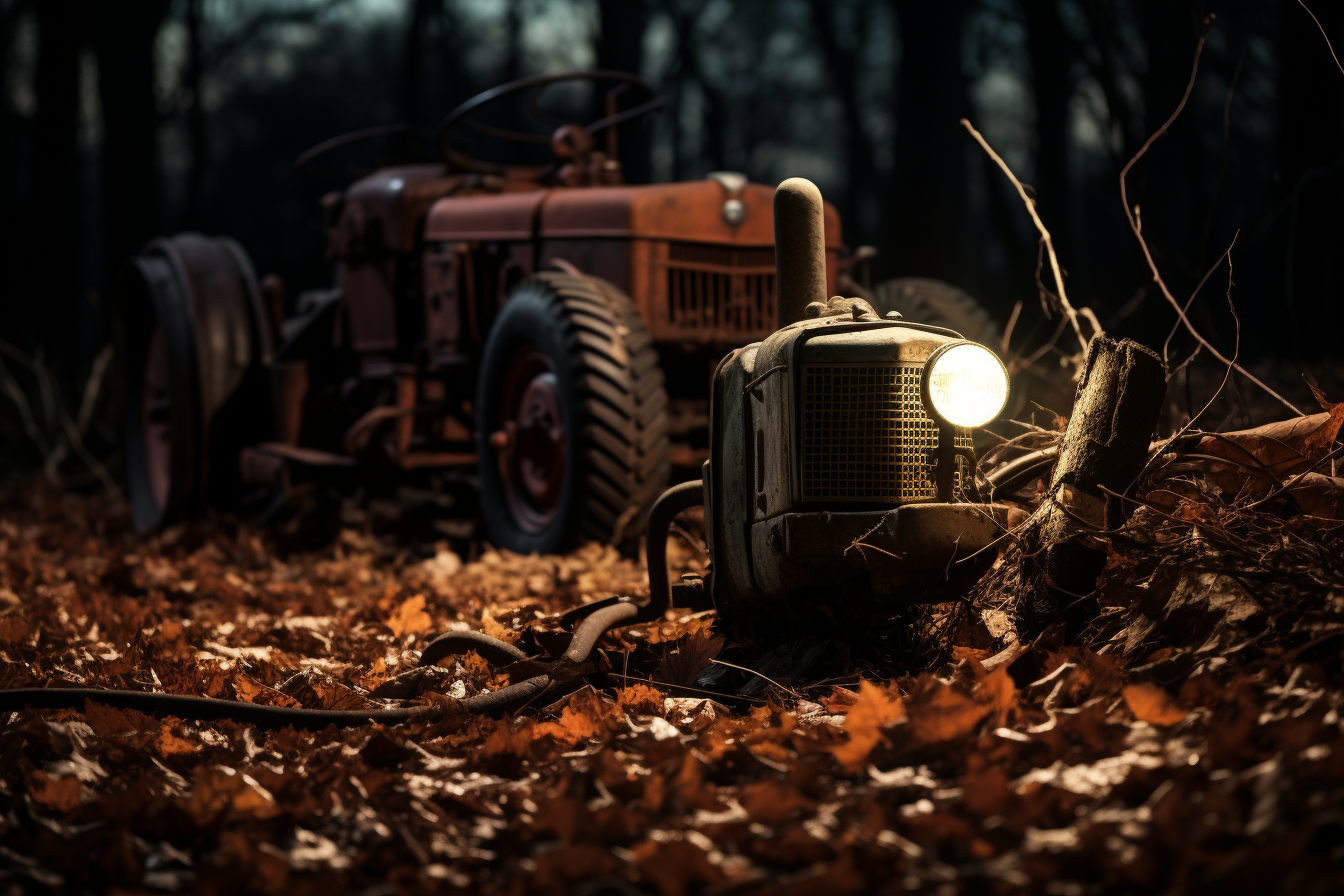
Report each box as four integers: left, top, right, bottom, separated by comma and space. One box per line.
476, 273, 669, 555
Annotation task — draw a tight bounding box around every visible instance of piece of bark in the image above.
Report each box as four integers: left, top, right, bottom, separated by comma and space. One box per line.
1017, 336, 1166, 639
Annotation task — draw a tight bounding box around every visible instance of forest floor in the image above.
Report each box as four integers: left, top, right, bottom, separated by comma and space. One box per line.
3, 389, 1344, 893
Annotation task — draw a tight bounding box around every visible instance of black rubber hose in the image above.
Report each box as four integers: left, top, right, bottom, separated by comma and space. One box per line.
985, 447, 1059, 498
550, 481, 703, 661
0, 676, 557, 727
458, 674, 551, 714
419, 630, 530, 668
564, 601, 640, 662
0, 688, 437, 730
640, 480, 704, 623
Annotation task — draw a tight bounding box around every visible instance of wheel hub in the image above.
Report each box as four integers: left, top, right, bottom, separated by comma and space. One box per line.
141, 328, 172, 516
493, 347, 566, 535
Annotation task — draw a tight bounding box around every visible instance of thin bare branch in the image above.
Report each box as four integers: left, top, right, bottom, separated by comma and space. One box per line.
76, 344, 114, 436
1299, 0, 1344, 79
961, 118, 1094, 357
1118, 15, 1304, 417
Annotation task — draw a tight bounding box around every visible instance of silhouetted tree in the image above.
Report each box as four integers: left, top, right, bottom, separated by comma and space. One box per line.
1275, 0, 1344, 360
890, 0, 970, 283
597, 0, 652, 183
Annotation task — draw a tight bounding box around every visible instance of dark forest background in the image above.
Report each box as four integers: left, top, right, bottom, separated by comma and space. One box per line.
1, 0, 1342, 485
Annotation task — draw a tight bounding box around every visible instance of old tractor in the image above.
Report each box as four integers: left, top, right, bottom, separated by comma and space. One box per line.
3, 175, 1039, 727
121, 71, 995, 554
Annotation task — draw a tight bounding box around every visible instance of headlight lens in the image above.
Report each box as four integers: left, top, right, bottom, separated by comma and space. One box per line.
924, 343, 1009, 428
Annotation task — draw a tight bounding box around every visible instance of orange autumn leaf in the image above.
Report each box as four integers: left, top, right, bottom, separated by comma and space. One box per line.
907, 678, 992, 748
832, 679, 906, 771
1123, 683, 1188, 726
821, 686, 859, 715
739, 779, 816, 825
28, 771, 82, 812
155, 728, 199, 756
188, 766, 281, 824
533, 702, 604, 746
973, 664, 1018, 727
233, 677, 300, 708
481, 608, 520, 643
386, 594, 433, 637
615, 683, 664, 715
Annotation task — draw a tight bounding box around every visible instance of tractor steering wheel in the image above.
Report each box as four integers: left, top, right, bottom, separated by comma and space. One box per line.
433, 70, 664, 176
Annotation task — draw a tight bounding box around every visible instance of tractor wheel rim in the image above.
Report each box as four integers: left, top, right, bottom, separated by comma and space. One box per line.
497, 345, 565, 534
141, 327, 172, 516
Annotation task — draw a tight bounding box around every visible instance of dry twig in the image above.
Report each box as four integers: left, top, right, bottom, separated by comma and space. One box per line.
1299, 0, 1344, 79
1118, 15, 1303, 416
961, 118, 1099, 361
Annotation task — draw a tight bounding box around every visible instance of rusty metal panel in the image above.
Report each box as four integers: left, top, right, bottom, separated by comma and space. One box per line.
424, 190, 547, 242
422, 242, 464, 348
343, 260, 398, 353
339, 165, 466, 255
539, 180, 842, 248
536, 239, 631, 293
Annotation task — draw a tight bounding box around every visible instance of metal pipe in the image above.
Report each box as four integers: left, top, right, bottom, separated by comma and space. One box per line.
773, 178, 827, 328
640, 479, 705, 622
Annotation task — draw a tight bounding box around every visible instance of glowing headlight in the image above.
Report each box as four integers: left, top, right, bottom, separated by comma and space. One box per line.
923, 342, 1009, 428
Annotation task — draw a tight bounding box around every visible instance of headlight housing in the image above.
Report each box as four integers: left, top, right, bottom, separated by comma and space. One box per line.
922, 342, 1009, 428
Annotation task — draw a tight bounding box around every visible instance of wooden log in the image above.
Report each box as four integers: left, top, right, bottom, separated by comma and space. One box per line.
1017, 336, 1167, 640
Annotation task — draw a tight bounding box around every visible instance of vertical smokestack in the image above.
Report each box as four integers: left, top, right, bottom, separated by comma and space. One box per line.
773, 177, 827, 328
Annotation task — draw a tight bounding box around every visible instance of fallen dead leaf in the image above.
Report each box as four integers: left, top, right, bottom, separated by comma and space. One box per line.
832, 679, 906, 771
1123, 682, 1188, 726
28, 771, 83, 812
386, 594, 433, 637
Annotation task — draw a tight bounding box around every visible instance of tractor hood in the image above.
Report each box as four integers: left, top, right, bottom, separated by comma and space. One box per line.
424, 178, 843, 247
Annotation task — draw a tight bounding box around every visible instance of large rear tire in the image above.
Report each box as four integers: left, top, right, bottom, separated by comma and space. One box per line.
121, 234, 272, 531
476, 273, 669, 555
866, 277, 1001, 344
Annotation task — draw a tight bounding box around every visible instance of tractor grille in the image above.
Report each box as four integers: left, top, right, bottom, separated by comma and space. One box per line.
800, 363, 971, 503
663, 242, 776, 338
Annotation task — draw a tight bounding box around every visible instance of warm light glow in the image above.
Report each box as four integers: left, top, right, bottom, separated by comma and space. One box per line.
925, 343, 1009, 428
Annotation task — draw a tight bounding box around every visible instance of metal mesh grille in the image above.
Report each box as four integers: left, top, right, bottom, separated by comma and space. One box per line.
800, 363, 971, 502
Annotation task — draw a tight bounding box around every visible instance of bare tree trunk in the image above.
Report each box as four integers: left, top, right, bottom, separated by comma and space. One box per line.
183, 0, 205, 226
92, 0, 170, 282
889, 0, 969, 284
808, 0, 884, 257
503, 0, 523, 84
1022, 0, 1070, 247
400, 0, 437, 127
596, 0, 650, 183
0, 0, 29, 315
26, 0, 85, 377
1276, 0, 1344, 360
1019, 337, 1166, 640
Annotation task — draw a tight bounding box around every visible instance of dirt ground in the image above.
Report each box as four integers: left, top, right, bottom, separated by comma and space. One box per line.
2, 391, 1344, 894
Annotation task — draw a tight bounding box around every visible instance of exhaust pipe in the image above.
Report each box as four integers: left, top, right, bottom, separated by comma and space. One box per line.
773, 177, 827, 328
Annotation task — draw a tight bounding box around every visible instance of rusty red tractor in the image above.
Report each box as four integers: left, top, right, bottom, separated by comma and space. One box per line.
121, 71, 997, 553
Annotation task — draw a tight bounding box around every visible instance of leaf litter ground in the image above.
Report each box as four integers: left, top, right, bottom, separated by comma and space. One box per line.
3, 407, 1344, 894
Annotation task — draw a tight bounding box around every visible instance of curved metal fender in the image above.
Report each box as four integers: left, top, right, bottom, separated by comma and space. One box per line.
121, 233, 272, 529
